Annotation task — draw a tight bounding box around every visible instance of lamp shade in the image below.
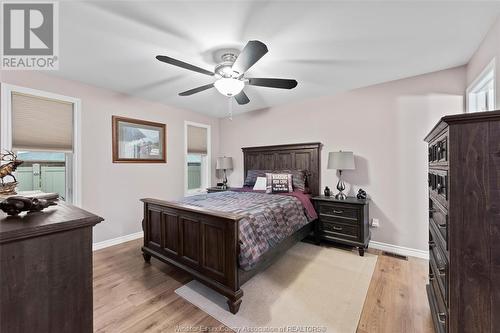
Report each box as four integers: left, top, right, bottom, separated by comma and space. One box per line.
216, 156, 233, 170
327, 151, 355, 170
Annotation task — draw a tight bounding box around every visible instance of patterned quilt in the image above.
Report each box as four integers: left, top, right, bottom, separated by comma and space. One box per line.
177, 191, 312, 270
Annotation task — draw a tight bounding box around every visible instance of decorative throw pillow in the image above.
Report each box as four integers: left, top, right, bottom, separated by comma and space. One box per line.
273, 169, 308, 192
253, 177, 267, 191
265, 173, 293, 193
244, 169, 270, 186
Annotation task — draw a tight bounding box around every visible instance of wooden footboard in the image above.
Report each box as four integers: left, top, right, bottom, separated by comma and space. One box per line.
140, 198, 245, 313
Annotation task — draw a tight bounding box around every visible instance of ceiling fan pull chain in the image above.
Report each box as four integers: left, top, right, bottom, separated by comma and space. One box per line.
228, 97, 233, 121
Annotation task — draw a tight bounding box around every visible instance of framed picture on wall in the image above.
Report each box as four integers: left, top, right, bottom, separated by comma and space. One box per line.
112, 116, 166, 163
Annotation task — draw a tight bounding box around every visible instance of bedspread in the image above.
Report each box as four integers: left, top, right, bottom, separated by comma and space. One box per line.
177, 191, 312, 270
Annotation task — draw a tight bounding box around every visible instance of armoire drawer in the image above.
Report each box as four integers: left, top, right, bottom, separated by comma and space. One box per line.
428, 130, 448, 165
427, 280, 447, 333
429, 198, 448, 253
428, 170, 448, 208
430, 221, 448, 306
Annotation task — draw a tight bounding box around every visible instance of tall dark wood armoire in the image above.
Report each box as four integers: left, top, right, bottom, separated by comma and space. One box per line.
425, 110, 500, 333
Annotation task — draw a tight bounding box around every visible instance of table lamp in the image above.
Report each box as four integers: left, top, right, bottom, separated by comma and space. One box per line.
327, 151, 355, 200
216, 156, 233, 189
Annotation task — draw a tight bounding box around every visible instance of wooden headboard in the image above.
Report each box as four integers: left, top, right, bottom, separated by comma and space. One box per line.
241, 142, 322, 196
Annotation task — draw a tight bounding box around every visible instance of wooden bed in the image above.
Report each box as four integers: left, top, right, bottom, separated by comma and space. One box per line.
141, 142, 321, 314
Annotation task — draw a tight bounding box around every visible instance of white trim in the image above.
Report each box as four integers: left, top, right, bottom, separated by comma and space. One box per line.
184, 120, 211, 196
92, 231, 144, 251
466, 58, 496, 113
369, 240, 429, 260
0, 83, 82, 206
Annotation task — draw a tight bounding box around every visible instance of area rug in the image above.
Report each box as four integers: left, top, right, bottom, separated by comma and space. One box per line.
175, 242, 378, 333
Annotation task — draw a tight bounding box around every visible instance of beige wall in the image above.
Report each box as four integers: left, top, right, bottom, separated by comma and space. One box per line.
219, 66, 466, 251
0, 71, 220, 243
466, 15, 500, 106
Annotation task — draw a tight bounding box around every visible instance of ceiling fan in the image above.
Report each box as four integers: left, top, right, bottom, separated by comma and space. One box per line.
155, 40, 298, 105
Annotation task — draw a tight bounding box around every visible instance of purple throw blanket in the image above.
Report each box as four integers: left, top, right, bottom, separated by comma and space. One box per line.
177, 190, 315, 270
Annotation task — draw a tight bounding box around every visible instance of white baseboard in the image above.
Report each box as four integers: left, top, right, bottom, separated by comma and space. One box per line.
369, 240, 429, 260
92, 231, 143, 251
91, 232, 429, 259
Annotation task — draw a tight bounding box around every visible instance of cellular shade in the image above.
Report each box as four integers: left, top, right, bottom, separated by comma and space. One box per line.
216, 156, 233, 170
11, 92, 73, 152
327, 151, 355, 170
187, 125, 207, 154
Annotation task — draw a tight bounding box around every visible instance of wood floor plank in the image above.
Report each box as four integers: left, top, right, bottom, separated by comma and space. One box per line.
93, 239, 433, 333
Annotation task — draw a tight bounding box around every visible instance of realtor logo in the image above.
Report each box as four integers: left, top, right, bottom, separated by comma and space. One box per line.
1, 2, 59, 70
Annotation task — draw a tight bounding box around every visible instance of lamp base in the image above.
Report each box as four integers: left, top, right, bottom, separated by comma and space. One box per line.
335, 191, 347, 200
335, 173, 347, 200
222, 169, 228, 189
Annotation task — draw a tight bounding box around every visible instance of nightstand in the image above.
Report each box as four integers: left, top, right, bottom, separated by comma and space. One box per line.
311, 196, 370, 256
206, 186, 232, 193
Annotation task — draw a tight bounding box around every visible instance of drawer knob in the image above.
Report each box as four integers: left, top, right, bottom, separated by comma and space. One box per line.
333, 226, 343, 231
438, 312, 446, 324
429, 240, 436, 247
333, 209, 343, 214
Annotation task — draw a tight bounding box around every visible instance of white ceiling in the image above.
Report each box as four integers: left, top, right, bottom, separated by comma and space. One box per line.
50, 1, 500, 117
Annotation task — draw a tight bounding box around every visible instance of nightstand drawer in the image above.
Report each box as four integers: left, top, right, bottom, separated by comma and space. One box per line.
318, 203, 360, 220
321, 221, 359, 240
320, 214, 358, 226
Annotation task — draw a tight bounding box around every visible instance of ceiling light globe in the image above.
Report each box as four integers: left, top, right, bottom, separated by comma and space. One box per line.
214, 78, 244, 97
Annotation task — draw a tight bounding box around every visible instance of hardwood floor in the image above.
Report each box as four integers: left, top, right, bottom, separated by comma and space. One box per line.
93, 239, 433, 333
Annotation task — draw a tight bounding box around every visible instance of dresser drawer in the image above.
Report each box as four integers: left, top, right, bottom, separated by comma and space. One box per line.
318, 203, 360, 221
321, 220, 359, 240
430, 224, 448, 306
428, 130, 448, 165
428, 170, 448, 208
429, 199, 448, 253
427, 280, 447, 333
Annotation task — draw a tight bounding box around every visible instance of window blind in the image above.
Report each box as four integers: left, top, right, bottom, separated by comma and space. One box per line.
11, 92, 74, 152
187, 125, 207, 154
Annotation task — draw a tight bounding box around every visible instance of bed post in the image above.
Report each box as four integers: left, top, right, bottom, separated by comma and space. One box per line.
227, 289, 244, 314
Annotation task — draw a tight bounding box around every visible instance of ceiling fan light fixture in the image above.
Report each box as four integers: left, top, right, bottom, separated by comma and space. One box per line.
214, 78, 244, 97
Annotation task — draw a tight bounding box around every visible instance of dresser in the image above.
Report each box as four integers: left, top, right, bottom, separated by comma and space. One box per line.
311, 196, 370, 256
0, 202, 103, 333
424, 110, 500, 333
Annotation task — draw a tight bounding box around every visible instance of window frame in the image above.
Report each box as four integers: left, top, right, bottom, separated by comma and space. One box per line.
0, 83, 82, 206
467, 58, 496, 113
184, 121, 211, 196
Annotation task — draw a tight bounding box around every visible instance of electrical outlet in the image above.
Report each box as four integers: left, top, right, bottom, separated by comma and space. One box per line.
371, 218, 380, 228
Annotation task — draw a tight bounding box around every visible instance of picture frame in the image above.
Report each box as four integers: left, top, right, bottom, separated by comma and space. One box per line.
112, 116, 166, 163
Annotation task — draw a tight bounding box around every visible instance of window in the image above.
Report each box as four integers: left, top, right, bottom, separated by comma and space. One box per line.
16, 152, 68, 200
185, 122, 210, 195
467, 59, 496, 113
1, 84, 81, 205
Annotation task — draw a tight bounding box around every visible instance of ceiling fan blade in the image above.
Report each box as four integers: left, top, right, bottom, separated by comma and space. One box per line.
179, 83, 214, 96
234, 91, 250, 105
156, 55, 214, 76
247, 78, 298, 89
231, 40, 268, 76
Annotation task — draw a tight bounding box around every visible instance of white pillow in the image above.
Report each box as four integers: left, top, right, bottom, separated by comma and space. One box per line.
253, 177, 267, 191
